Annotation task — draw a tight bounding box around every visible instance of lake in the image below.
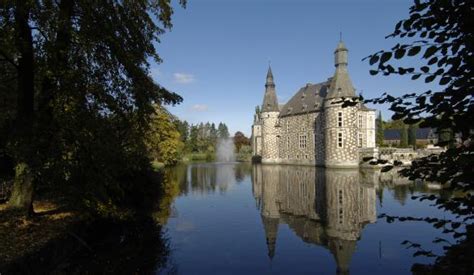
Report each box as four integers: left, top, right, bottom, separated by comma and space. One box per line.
156, 162, 454, 274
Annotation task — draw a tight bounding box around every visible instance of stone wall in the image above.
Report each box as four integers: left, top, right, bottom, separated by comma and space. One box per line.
261, 111, 280, 162
358, 109, 376, 148
324, 99, 359, 168
252, 123, 262, 156
252, 101, 377, 168
277, 112, 321, 165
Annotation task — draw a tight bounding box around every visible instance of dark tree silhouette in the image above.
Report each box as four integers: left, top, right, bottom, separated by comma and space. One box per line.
0, 0, 186, 216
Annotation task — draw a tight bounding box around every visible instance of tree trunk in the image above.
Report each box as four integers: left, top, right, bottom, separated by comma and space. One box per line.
8, 0, 36, 214
8, 163, 34, 214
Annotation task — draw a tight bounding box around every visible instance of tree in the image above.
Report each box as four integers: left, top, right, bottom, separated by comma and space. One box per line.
399, 126, 408, 147
0, 0, 186, 215
217, 122, 230, 139
189, 125, 199, 152
146, 106, 184, 166
174, 120, 189, 144
233, 131, 250, 153
408, 124, 418, 148
363, 0, 473, 271
376, 111, 385, 146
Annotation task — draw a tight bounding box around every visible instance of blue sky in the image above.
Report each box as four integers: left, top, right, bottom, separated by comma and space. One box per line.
151, 0, 436, 136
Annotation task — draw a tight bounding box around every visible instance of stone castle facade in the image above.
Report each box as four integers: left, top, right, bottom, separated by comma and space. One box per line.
252, 41, 376, 168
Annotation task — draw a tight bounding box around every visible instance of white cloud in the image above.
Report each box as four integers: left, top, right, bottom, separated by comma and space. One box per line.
173, 72, 195, 84
191, 104, 208, 112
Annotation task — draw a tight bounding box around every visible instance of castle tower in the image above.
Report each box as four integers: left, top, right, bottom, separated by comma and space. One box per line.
324, 41, 359, 168
260, 66, 281, 162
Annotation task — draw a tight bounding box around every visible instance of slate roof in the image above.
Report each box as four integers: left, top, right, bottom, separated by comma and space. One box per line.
416, 128, 436, 139
262, 66, 279, 112
279, 81, 330, 118
383, 128, 436, 140
383, 129, 400, 140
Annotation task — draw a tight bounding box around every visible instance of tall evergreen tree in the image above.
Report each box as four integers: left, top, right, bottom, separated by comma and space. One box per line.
408, 124, 417, 148
399, 126, 408, 148
217, 122, 230, 139
376, 111, 385, 146
189, 125, 199, 152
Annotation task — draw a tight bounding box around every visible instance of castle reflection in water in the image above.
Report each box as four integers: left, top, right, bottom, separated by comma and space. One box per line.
252, 165, 377, 275
165, 163, 418, 274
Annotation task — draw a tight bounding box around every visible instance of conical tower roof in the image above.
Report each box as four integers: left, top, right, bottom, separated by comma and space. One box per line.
328, 238, 357, 275
262, 215, 279, 260
262, 66, 279, 112
326, 40, 356, 99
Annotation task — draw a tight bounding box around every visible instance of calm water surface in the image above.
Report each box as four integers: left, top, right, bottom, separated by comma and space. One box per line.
158, 163, 454, 274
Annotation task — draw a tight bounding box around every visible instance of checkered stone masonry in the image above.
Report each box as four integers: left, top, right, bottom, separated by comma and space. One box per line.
324, 99, 359, 167
261, 111, 280, 162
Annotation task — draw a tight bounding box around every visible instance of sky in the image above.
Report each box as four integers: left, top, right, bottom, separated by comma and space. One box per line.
151, 0, 437, 136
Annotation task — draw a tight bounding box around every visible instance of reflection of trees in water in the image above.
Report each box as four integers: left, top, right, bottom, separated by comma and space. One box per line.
252, 165, 377, 274
163, 163, 251, 196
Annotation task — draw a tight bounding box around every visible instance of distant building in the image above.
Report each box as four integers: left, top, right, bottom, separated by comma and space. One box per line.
251, 41, 377, 168
383, 128, 438, 147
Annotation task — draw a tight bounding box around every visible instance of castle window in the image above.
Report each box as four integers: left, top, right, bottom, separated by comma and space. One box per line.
338, 132, 343, 148
299, 134, 307, 149
358, 114, 363, 128
338, 112, 343, 127
286, 120, 289, 132
305, 154, 308, 159
287, 136, 290, 148
359, 133, 363, 147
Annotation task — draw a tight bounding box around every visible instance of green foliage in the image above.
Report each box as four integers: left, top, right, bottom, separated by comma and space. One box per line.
399, 126, 409, 147
376, 111, 385, 146
408, 124, 417, 148
233, 131, 250, 153
236, 145, 252, 162
0, 0, 186, 216
217, 122, 230, 139
179, 121, 230, 159
146, 105, 184, 166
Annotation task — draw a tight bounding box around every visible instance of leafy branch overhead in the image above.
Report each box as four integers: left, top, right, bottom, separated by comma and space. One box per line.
359, 0, 473, 271
359, 0, 473, 191
362, 0, 473, 136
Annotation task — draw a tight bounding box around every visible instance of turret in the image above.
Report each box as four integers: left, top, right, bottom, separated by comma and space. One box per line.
262, 66, 279, 112
260, 66, 281, 163
324, 40, 359, 168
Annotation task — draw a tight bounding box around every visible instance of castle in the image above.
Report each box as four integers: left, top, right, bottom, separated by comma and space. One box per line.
251, 41, 376, 168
